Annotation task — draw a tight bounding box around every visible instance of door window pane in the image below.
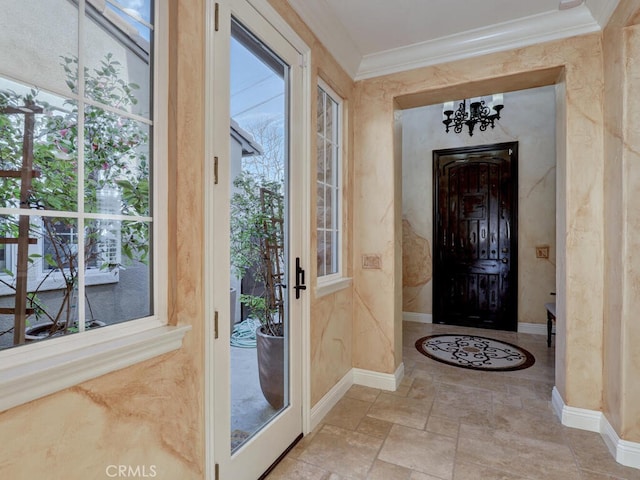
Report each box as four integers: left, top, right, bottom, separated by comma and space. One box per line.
229, 16, 290, 453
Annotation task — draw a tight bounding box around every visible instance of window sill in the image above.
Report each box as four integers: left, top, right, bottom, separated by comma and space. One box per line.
316, 277, 352, 298
0, 319, 191, 412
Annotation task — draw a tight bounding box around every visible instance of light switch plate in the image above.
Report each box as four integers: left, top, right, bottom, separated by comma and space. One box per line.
536, 245, 550, 259
362, 254, 382, 269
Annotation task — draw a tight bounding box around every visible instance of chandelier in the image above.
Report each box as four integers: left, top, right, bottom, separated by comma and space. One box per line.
442, 94, 504, 136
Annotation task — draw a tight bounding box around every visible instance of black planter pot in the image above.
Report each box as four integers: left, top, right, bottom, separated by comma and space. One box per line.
256, 326, 284, 409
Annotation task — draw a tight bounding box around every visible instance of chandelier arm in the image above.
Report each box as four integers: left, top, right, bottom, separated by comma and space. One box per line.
443, 96, 504, 136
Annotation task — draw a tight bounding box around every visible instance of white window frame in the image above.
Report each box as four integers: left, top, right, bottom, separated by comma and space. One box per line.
316, 79, 350, 297
0, 0, 189, 413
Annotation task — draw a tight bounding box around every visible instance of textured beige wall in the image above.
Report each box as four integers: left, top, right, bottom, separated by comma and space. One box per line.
267, 0, 356, 406
554, 77, 568, 401
603, 0, 640, 443
0, 351, 204, 479
353, 82, 400, 374
0, 2, 207, 479
621, 24, 640, 443
310, 288, 353, 405
401, 86, 557, 327
353, 35, 605, 410
622, 26, 640, 442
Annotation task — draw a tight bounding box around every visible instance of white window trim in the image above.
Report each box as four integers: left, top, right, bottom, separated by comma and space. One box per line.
0, 0, 190, 412
0, 319, 190, 412
316, 275, 352, 298
316, 78, 345, 288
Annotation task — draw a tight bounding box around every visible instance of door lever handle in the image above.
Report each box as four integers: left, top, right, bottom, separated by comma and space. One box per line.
294, 257, 306, 299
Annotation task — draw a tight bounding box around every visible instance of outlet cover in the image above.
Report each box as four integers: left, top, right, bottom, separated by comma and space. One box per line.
362, 254, 382, 269
536, 245, 550, 259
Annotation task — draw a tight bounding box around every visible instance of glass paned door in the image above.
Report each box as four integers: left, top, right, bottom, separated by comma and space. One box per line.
210, 1, 305, 477
229, 16, 290, 453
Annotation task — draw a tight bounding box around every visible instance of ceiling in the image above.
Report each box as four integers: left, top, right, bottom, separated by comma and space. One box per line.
286, 0, 620, 80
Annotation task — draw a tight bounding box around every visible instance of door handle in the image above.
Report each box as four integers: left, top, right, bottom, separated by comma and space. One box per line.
501, 258, 508, 264
294, 257, 306, 299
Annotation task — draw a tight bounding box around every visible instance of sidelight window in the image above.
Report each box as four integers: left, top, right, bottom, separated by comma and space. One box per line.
316, 80, 342, 280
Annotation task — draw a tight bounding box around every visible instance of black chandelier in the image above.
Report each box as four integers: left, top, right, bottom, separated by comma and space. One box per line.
442, 94, 504, 136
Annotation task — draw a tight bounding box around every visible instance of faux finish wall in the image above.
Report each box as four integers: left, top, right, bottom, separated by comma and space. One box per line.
602, 0, 640, 443
353, 34, 605, 414
401, 86, 557, 328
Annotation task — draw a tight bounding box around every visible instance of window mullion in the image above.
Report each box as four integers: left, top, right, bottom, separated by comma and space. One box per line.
76, 0, 86, 332
322, 132, 328, 274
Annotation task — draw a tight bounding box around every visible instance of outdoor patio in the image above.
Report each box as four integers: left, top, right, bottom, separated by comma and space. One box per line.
231, 342, 278, 449
0, 262, 150, 351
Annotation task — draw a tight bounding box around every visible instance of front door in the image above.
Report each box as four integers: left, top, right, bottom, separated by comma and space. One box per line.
208, 1, 308, 478
433, 142, 517, 331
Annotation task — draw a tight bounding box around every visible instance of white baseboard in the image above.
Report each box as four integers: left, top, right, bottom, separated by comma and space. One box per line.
552, 386, 602, 431
309, 363, 405, 431
353, 363, 404, 391
600, 412, 640, 468
518, 322, 549, 336
403, 312, 432, 323
309, 370, 353, 431
552, 387, 640, 469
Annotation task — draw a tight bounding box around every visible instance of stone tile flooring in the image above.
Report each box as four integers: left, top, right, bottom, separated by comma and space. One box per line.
266, 322, 640, 480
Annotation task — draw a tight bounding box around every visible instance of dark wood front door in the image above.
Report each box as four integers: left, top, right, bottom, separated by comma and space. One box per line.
433, 142, 518, 331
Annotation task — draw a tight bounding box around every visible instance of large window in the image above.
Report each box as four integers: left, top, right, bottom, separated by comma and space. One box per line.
0, 0, 156, 351
316, 81, 342, 279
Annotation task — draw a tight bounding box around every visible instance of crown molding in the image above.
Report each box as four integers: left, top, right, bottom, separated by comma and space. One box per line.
287, 0, 362, 78
355, 6, 600, 80
287, 1, 611, 81
585, 0, 620, 27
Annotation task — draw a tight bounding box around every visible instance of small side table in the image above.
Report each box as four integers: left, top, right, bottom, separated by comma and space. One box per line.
545, 302, 556, 347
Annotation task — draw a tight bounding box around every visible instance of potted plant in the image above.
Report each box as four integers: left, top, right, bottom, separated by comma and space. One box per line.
230, 172, 285, 409
0, 54, 149, 345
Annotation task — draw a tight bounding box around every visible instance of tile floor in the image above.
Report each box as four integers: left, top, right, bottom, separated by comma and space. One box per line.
267, 322, 640, 480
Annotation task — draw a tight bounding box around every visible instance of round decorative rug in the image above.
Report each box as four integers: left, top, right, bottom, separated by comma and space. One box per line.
415, 334, 535, 371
